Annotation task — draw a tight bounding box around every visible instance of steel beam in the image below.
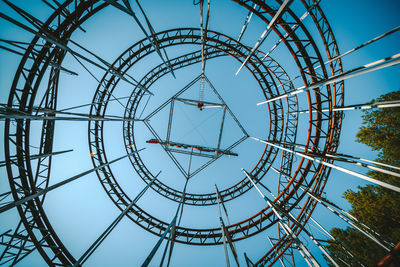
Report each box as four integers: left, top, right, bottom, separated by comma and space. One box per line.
0, 106, 141, 122
257, 52, 400, 105
295, 100, 400, 114
237, 3, 257, 42
245, 170, 339, 266
74, 172, 160, 266
103, 0, 176, 78
267, 236, 286, 267
260, 0, 321, 60
308, 216, 365, 266
216, 186, 231, 267
0, 38, 78, 75
215, 185, 240, 266
315, 25, 400, 70
0, 149, 73, 168
57, 96, 131, 112
141, 180, 188, 267
272, 140, 400, 178
273, 166, 395, 252
251, 137, 400, 193
0, 153, 132, 214
242, 169, 320, 267
0, 8, 151, 94
236, 0, 293, 75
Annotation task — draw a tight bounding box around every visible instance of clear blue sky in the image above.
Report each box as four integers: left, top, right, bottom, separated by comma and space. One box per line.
0, 0, 399, 266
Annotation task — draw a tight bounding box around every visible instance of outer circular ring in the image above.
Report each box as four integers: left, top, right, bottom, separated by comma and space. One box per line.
3, 0, 344, 264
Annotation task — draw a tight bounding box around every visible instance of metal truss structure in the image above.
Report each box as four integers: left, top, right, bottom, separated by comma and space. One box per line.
0, 0, 399, 266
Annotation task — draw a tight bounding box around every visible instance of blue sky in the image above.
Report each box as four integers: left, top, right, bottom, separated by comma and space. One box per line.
0, 0, 399, 266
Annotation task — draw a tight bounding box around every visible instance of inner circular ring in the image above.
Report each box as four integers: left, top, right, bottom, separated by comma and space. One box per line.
87, 29, 312, 245
91, 28, 289, 206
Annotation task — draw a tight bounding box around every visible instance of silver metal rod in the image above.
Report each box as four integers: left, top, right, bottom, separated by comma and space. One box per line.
215, 185, 231, 225
68, 39, 145, 88
57, 96, 131, 112
257, 52, 400, 105
141, 180, 188, 267
67, 52, 127, 110
215, 186, 230, 267
242, 169, 320, 267
104, 0, 176, 78
133, 0, 176, 78
306, 229, 339, 267
273, 166, 395, 251
315, 25, 400, 70
236, 0, 293, 75
216, 106, 226, 153
215, 185, 240, 266
309, 216, 365, 266
166, 100, 174, 144
0, 39, 78, 76
295, 100, 400, 114
275, 140, 400, 178
76, 172, 160, 266
0, 106, 141, 122
261, 180, 339, 266
237, 3, 257, 42
260, 0, 321, 60
200, 0, 210, 77
251, 137, 400, 193
0, 114, 140, 122
306, 190, 392, 252
244, 169, 336, 266
267, 236, 286, 267
0, 153, 132, 214
0, 10, 152, 95
199, 0, 210, 103
0, 149, 73, 168
274, 140, 400, 172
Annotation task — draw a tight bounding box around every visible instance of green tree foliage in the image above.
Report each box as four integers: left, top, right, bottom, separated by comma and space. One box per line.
356, 90, 400, 165
325, 90, 400, 266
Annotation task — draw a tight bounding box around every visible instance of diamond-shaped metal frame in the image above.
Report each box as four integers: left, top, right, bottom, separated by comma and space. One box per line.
144, 74, 248, 179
